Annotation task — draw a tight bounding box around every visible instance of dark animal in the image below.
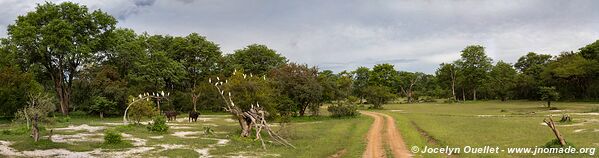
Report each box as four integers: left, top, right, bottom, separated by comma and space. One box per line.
188, 111, 200, 122
164, 111, 179, 122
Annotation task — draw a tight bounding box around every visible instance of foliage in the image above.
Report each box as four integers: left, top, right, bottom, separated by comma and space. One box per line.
90, 96, 117, 118
7, 2, 117, 115
352, 67, 370, 102
369, 63, 399, 90
270, 63, 323, 116
224, 70, 277, 115
103, 129, 123, 144
147, 116, 169, 133
227, 44, 287, 75
487, 61, 518, 101
538, 86, 560, 107
0, 67, 43, 116
14, 93, 56, 124
455, 45, 492, 100
328, 97, 359, 117
127, 96, 159, 124
363, 85, 396, 109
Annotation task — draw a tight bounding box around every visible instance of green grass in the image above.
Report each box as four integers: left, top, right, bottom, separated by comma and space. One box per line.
382, 100, 599, 158
0, 109, 371, 157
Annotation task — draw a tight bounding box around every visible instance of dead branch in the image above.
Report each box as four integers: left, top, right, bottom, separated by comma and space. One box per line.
543, 116, 566, 146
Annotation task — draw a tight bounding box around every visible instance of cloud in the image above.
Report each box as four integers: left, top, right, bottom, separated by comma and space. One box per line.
1, 0, 598, 73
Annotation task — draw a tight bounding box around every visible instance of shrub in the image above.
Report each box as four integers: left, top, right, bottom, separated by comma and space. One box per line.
104, 129, 123, 144
127, 96, 159, 124
14, 93, 56, 124
147, 116, 169, 133
543, 139, 575, 148
328, 105, 358, 117
549, 107, 559, 110
55, 116, 71, 123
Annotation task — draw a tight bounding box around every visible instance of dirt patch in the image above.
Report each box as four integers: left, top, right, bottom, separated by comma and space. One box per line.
171, 125, 193, 129
201, 138, 230, 147
172, 131, 200, 138
149, 136, 164, 139
53, 124, 105, 133
158, 144, 187, 150
121, 133, 147, 146
359, 111, 386, 158
195, 148, 210, 157
49, 133, 103, 144
573, 129, 586, 133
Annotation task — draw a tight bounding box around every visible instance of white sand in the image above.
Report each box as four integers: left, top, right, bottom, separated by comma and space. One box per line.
53, 124, 105, 133
172, 131, 200, 138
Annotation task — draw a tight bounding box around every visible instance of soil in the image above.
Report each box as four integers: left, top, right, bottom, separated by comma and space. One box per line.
361, 111, 411, 158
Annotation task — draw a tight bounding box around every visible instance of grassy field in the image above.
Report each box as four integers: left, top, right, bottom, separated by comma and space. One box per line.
0, 110, 371, 157
382, 100, 599, 158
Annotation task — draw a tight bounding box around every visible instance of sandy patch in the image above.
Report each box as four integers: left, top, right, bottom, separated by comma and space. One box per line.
158, 144, 187, 150
172, 131, 200, 138
49, 133, 104, 144
573, 129, 586, 133
390, 110, 404, 112
171, 126, 193, 129
201, 138, 230, 146
149, 136, 164, 139
194, 148, 210, 157
569, 113, 599, 116
54, 124, 105, 133
203, 123, 219, 127
0, 141, 23, 156
121, 133, 147, 146
594, 129, 599, 132
224, 118, 236, 122
103, 122, 125, 126
102, 147, 154, 157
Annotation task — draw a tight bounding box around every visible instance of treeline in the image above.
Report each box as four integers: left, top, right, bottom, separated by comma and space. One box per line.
1, 2, 599, 118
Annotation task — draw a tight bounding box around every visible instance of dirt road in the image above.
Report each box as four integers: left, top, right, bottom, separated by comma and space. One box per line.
361, 111, 412, 158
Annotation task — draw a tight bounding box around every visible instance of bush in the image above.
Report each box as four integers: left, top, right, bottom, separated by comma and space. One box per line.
328, 105, 358, 117
104, 129, 123, 144
543, 139, 575, 148
147, 116, 169, 133
14, 93, 56, 124
55, 116, 71, 123
549, 107, 559, 110
127, 96, 159, 124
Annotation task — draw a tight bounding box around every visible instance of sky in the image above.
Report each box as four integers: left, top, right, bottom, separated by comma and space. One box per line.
1, 0, 599, 73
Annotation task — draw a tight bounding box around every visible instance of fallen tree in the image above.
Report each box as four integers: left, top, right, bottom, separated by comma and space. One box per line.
211, 73, 295, 150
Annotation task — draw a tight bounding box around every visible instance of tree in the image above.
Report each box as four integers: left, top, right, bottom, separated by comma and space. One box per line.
436, 63, 458, 100
127, 96, 159, 124
168, 33, 223, 109
369, 63, 399, 91
352, 67, 370, 103
227, 44, 287, 75
513, 52, 552, 99
7, 2, 117, 115
541, 52, 597, 99
397, 71, 423, 103
579, 39, 599, 61
363, 85, 396, 109
270, 63, 323, 116
538, 86, 559, 108
455, 45, 492, 100
488, 61, 517, 101
91, 96, 116, 119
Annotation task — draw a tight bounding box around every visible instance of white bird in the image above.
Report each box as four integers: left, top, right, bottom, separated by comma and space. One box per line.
243, 74, 247, 79
263, 75, 266, 80
225, 80, 228, 83
167, 92, 170, 96
228, 92, 231, 97
257, 103, 260, 107
217, 76, 220, 81
161, 91, 165, 96
138, 94, 142, 98
209, 78, 212, 83
250, 73, 253, 77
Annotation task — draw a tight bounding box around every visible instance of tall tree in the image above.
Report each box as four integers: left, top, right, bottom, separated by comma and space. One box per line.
228, 44, 287, 75
369, 63, 399, 90
270, 63, 322, 116
436, 63, 458, 100
455, 45, 492, 101
7, 2, 116, 114
514, 52, 552, 99
488, 61, 517, 101
352, 67, 370, 103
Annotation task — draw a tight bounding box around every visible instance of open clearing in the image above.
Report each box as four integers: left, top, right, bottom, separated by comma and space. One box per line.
384, 100, 599, 158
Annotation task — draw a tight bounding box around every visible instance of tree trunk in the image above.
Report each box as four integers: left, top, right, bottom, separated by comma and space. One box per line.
100, 112, 104, 119
32, 114, 39, 142
544, 117, 566, 146
473, 89, 477, 101
299, 105, 307, 116
547, 101, 551, 108
451, 81, 456, 101
192, 94, 198, 112
237, 116, 252, 137
462, 89, 466, 101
